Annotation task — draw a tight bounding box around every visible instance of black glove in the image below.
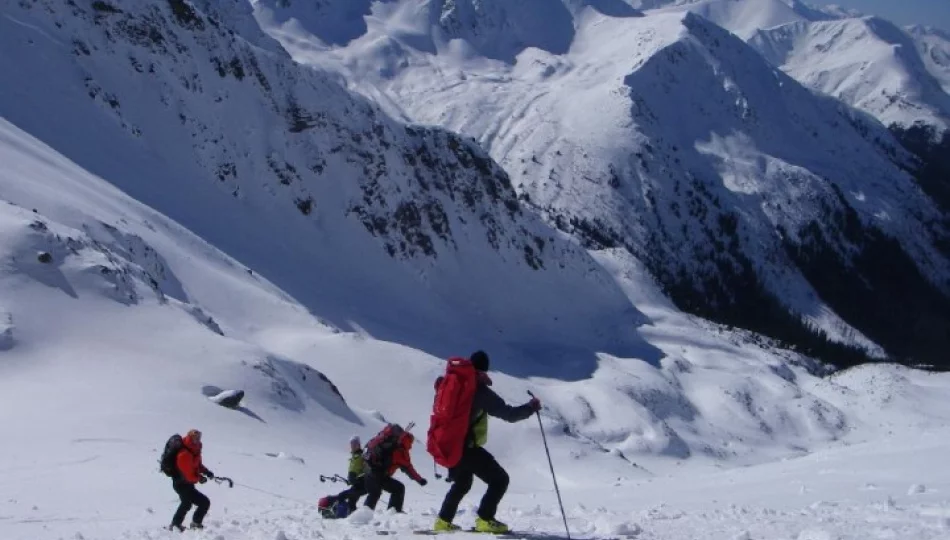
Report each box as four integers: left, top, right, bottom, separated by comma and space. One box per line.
199, 476, 208, 484
204, 469, 215, 479
528, 397, 541, 412
417, 477, 428, 486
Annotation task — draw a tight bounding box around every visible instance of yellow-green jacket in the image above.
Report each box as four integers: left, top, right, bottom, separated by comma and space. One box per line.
347, 450, 367, 483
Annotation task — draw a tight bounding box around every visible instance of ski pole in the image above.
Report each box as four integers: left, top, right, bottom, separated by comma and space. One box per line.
528, 391, 570, 540
213, 476, 234, 488
433, 460, 452, 482
319, 474, 350, 485
233, 481, 313, 506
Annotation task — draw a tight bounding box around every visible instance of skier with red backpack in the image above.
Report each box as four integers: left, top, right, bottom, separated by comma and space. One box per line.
427, 351, 541, 533
362, 423, 428, 513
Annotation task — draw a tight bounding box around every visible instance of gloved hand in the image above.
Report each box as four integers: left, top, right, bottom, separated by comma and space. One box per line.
417, 477, 428, 486
205, 470, 215, 479
528, 397, 541, 412
199, 476, 208, 484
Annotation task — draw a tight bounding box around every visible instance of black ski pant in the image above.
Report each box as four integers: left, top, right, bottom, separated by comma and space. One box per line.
363, 470, 405, 512
335, 476, 367, 511
172, 480, 210, 526
438, 445, 509, 523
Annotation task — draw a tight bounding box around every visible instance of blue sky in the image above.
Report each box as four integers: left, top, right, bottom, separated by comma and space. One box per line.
811, 0, 950, 31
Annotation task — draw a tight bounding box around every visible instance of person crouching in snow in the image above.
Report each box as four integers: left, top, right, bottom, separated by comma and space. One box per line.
170, 429, 214, 531
363, 426, 427, 513
339, 435, 369, 510
320, 435, 369, 517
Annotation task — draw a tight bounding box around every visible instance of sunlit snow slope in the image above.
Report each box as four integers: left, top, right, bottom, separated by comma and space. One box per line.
2, 118, 950, 540
1, 1, 950, 539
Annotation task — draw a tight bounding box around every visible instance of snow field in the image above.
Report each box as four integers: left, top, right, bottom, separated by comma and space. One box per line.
0, 2, 949, 540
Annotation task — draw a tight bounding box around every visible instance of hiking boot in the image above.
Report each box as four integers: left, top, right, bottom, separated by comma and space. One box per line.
167, 523, 185, 532
433, 517, 461, 532
189, 522, 204, 530
474, 517, 509, 533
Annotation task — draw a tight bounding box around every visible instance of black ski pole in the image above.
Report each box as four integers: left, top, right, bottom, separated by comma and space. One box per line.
213, 476, 234, 488
319, 474, 349, 484
528, 391, 570, 540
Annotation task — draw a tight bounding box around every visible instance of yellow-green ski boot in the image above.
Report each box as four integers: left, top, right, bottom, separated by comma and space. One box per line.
433, 518, 461, 533
474, 517, 509, 534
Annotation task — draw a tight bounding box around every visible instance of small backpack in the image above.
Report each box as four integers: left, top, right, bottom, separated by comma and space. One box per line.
363, 424, 404, 470
426, 357, 478, 468
159, 434, 184, 477
318, 496, 351, 519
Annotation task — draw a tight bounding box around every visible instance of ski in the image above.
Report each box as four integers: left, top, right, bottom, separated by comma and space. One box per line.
376, 531, 620, 540
375, 530, 535, 537
375, 531, 453, 536
375, 531, 441, 536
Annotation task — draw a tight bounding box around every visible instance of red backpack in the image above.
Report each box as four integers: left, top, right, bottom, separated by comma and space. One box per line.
426, 357, 478, 468
364, 423, 405, 470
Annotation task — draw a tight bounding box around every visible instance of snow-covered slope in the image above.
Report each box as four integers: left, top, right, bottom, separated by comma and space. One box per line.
750, 16, 950, 132
2, 3, 950, 539
909, 25, 950, 95
625, 1, 950, 134
3, 0, 884, 486
255, 0, 950, 366
0, 0, 657, 374
3, 117, 950, 540
644, 0, 834, 40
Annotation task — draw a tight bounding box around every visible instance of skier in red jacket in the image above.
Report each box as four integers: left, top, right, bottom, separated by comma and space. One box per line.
363, 429, 427, 513
169, 429, 215, 531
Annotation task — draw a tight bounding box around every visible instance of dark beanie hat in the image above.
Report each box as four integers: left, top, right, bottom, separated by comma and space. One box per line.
470, 350, 489, 371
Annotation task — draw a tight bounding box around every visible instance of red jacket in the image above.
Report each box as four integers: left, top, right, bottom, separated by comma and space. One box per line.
176, 433, 206, 484
386, 434, 423, 482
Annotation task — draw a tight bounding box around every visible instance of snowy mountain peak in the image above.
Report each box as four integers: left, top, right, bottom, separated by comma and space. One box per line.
633, 1, 950, 144
749, 15, 950, 132
251, 0, 645, 63
642, 0, 835, 39
257, 0, 950, 366
908, 24, 950, 95
436, 0, 576, 61
1, 0, 655, 373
